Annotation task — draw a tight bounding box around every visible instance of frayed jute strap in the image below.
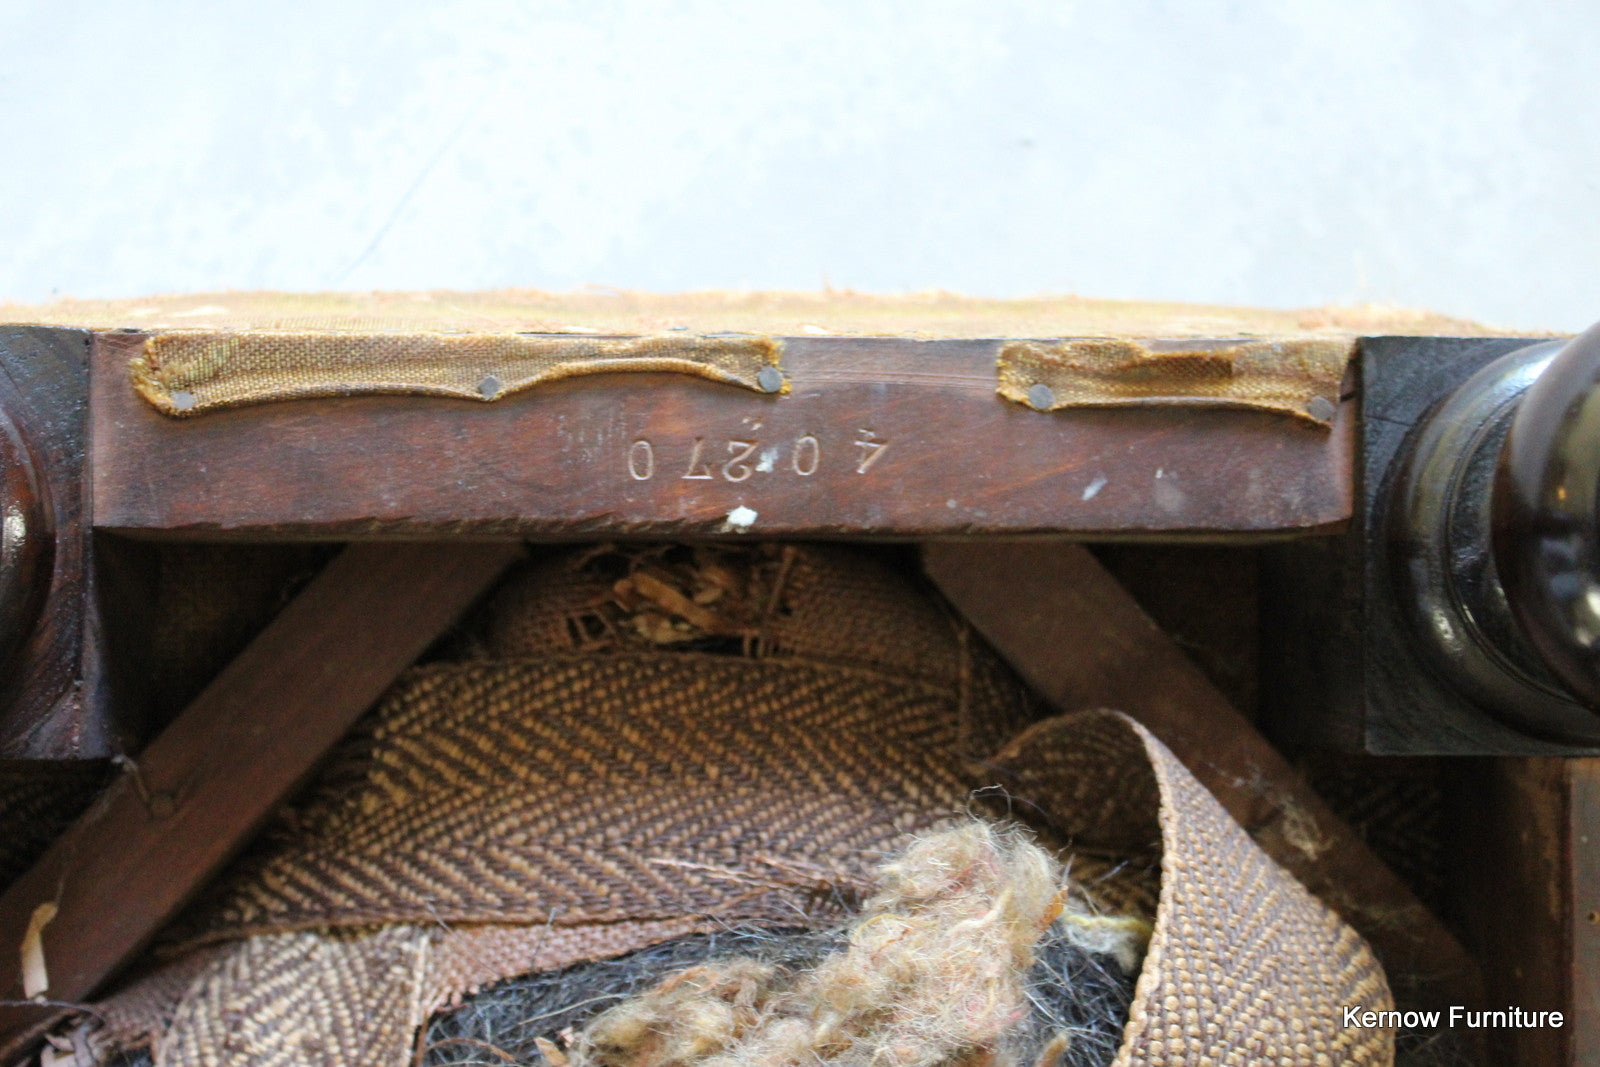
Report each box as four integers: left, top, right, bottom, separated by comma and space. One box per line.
130, 332, 786, 416
996, 338, 1351, 426
993, 710, 1395, 1066
561, 824, 1107, 1067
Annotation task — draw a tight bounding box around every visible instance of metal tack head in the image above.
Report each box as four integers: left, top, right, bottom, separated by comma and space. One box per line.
477, 375, 503, 399
757, 366, 785, 394
171, 390, 198, 412
1027, 383, 1055, 410
1306, 395, 1337, 421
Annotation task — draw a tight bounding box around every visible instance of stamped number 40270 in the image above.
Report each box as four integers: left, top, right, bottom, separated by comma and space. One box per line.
626, 430, 889, 483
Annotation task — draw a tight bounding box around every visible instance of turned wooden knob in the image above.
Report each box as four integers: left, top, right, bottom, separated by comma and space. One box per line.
0, 404, 46, 673
1494, 320, 1600, 709
1385, 328, 1600, 741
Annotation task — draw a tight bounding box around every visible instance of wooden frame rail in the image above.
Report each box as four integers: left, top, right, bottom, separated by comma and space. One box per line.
90, 333, 1354, 541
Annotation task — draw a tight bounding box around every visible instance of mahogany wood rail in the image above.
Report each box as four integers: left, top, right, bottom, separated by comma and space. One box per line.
88, 333, 1354, 541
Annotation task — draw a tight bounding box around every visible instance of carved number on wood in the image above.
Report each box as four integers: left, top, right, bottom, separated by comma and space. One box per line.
629, 431, 889, 483
792, 434, 819, 477
723, 440, 758, 482
854, 430, 889, 474
627, 440, 655, 481
682, 438, 714, 480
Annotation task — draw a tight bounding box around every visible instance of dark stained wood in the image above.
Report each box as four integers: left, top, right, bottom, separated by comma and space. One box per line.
0, 541, 521, 1053
0, 327, 98, 759
1452, 758, 1571, 1065
1451, 756, 1600, 1066
924, 540, 1481, 1009
89, 333, 1353, 540
1568, 759, 1600, 1064
88, 538, 342, 748
0, 403, 46, 687
1092, 544, 1260, 715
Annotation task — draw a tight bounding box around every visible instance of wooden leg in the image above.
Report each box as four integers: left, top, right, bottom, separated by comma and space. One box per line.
1456, 756, 1600, 1065
1572, 761, 1600, 1064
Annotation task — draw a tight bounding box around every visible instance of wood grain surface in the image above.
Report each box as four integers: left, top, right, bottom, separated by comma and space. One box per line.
1452, 758, 1575, 1065
90, 333, 1353, 540
1570, 760, 1600, 1066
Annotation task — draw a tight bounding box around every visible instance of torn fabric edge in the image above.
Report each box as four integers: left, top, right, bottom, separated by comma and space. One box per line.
996, 338, 1353, 428
130, 332, 787, 417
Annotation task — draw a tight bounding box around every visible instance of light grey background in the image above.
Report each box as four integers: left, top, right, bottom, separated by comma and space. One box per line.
1, 1, 1595, 330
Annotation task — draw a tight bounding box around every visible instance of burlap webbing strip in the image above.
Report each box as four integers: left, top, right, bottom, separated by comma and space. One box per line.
994, 710, 1395, 1066
82, 545, 1394, 1066
996, 337, 1351, 427
130, 331, 785, 417
157, 652, 1001, 948
94, 709, 1395, 1067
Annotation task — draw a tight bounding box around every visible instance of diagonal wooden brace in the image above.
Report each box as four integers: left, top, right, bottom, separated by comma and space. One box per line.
925, 540, 1483, 1009
0, 541, 522, 1056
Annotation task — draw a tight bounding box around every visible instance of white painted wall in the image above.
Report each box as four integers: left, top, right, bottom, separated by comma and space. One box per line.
1, 1, 1595, 330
